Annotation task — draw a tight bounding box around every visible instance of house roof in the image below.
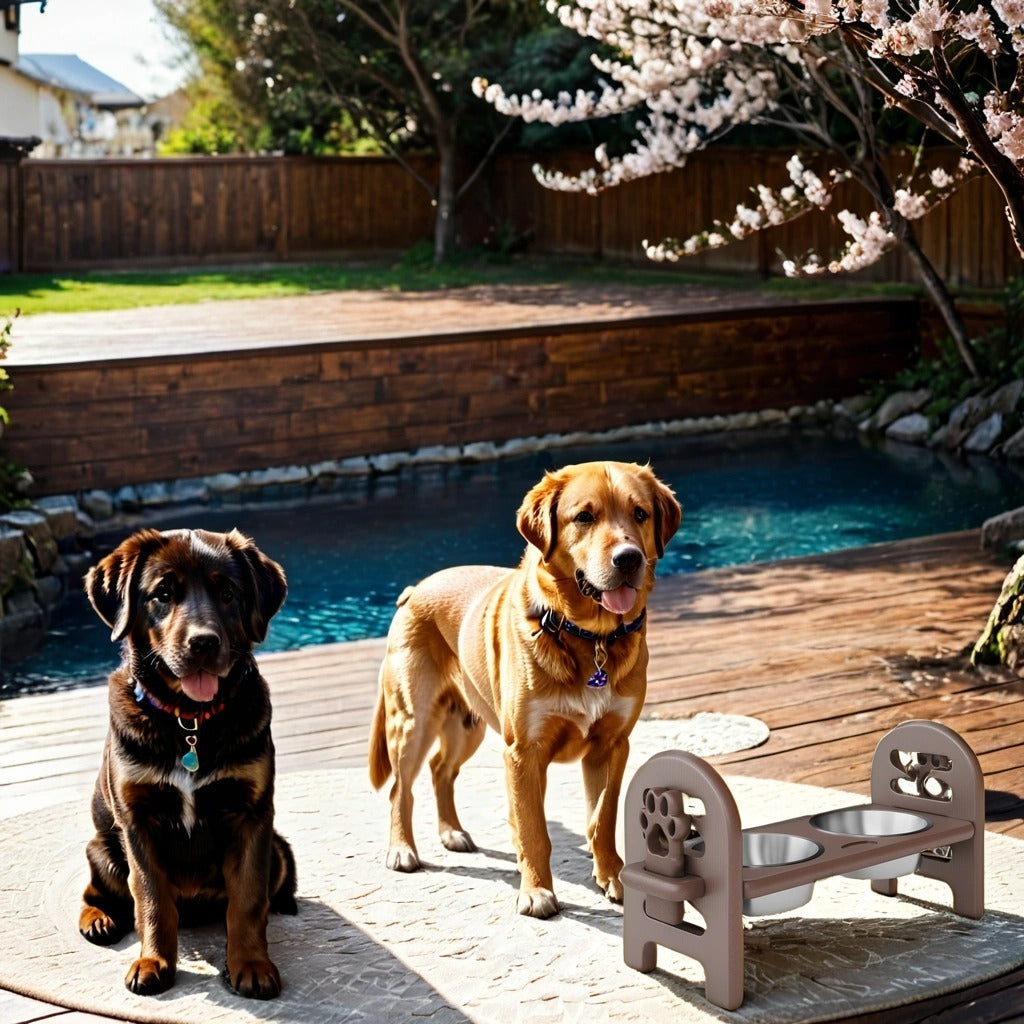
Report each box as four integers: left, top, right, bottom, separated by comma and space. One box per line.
16, 53, 144, 109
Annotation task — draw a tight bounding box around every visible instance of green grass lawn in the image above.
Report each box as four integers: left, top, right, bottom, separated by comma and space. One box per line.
0, 244, 925, 315
0, 250, 910, 318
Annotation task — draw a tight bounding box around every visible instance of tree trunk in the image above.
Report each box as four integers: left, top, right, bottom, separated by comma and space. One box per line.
865, 154, 981, 381
897, 222, 980, 381
433, 128, 458, 266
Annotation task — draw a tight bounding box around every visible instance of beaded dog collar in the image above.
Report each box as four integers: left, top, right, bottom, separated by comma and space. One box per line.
133, 678, 227, 773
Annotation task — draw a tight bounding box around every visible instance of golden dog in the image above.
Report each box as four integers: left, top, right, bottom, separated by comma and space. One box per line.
369, 461, 681, 917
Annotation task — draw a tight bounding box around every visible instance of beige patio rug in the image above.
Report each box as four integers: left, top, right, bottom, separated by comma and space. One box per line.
2, 716, 1022, 1024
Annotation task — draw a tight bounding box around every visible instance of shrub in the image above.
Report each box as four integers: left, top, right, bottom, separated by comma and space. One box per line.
870, 279, 1024, 429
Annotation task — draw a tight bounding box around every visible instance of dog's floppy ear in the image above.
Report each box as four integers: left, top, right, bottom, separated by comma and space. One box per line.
226, 529, 288, 644
85, 528, 167, 642
650, 476, 683, 559
517, 471, 563, 562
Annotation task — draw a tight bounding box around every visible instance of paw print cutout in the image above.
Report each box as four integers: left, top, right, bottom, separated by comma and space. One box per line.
640, 787, 693, 877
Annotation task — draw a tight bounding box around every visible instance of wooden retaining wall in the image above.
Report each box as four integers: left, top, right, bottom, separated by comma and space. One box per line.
3, 298, 917, 496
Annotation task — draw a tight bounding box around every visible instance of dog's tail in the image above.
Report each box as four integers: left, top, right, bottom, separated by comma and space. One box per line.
368, 684, 393, 790
369, 588, 414, 788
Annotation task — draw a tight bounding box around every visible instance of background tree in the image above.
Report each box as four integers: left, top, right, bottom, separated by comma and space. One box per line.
478, 0, 1024, 377
157, 0, 566, 264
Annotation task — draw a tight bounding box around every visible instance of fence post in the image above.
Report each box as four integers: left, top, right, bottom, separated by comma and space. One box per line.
0, 136, 39, 274
275, 156, 290, 261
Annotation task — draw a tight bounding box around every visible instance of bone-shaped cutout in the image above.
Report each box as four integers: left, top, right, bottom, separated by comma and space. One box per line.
889, 748, 953, 801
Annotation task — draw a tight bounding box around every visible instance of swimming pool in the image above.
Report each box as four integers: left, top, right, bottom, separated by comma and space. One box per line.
5, 427, 1024, 695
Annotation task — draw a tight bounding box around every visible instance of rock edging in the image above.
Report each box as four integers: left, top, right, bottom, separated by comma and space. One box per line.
0, 496, 89, 664
3, 391, 1023, 667
855, 379, 1024, 551
1, 405, 839, 667
865, 379, 1024, 459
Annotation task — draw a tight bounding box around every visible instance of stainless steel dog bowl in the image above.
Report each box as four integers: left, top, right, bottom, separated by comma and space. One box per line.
741, 832, 822, 916
808, 807, 929, 879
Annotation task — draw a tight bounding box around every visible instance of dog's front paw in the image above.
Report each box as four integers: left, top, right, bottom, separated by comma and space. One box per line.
125, 956, 175, 995
594, 857, 625, 903
230, 958, 282, 999
600, 872, 625, 903
517, 887, 560, 919
439, 828, 476, 853
385, 845, 421, 872
79, 906, 129, 946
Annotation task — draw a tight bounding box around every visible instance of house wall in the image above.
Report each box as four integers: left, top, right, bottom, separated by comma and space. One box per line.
0, 65, 44, 138
0, 13, 15, 63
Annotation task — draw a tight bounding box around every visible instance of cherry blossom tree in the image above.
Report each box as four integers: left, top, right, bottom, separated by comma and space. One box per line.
476, 0, 1024, 378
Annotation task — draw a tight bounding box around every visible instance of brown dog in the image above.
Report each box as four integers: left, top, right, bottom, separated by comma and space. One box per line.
79, 528, 296, 999
369, 461, 681, 917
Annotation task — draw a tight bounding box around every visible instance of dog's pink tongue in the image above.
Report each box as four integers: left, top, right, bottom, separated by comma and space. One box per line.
180, 671, 219, 703
600, 585, 637, 615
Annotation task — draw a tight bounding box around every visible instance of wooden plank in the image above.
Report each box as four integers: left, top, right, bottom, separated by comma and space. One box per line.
0, 988, 66, 1019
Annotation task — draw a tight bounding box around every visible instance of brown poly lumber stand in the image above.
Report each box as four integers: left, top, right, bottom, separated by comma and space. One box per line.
620, 720, 985, 1010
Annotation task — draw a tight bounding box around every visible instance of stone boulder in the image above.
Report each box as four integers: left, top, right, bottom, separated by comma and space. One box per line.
0, 527, 31, 589
33, 495, 80, 540
933, 394, 989, 451
933, 380, 1024, 452
999, 424, 1024, 460
973, 552, 1024, 673
988, 378, 1024, 415
0, 587, 49, 661
963, 412, 1004, 453
858, 389, 931, 434
0, 510, 58, 574
886, 413, 932, 444
80, 490, 115, 520
981, 506, 1024, 549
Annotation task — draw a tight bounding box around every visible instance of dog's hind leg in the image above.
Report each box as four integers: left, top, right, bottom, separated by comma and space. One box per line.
269, 833, 298, 915
431, 697, 486, 853
379, 648, 441, 873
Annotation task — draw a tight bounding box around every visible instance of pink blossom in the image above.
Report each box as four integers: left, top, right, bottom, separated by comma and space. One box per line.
957, 8, 1000, 57
992, 0, 1024, 31
893, 189, 929, 219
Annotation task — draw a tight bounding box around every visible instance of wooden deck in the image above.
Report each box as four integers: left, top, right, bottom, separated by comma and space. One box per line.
2, 529, 1023, 1023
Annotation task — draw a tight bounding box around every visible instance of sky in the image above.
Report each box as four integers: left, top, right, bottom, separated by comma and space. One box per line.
18, 0, 191, 100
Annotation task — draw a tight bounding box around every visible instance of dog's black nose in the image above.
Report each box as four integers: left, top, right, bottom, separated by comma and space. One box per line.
612, 546, 643, 575
188, 631, 221, 656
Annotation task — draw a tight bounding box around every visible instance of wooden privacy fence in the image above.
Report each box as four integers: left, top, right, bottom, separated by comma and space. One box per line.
486, 151, 1020, 291
4, 155, 438, 272
0, 150, 1018, 289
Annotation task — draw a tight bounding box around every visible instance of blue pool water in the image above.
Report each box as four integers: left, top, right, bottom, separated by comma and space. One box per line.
4, 428, 1024, 695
